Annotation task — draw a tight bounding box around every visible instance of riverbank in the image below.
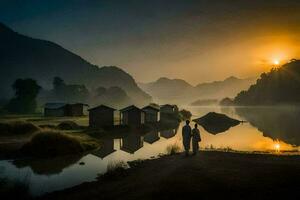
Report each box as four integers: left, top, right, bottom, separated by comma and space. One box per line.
41, 151, 300, 200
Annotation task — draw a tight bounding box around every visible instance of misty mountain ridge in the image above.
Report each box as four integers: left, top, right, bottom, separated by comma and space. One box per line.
234, 59, 300, 105
0, 22, 151, 106
139, 76, 256, 104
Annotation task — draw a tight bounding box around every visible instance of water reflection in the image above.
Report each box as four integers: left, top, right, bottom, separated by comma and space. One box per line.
92, 139, 116, 159
160, 128, 177, 139
1, 106, 300, 196
144, 131, 160, 144
120, 133, 144, 154
13, 155, 83, 175
235, 106, 300, 146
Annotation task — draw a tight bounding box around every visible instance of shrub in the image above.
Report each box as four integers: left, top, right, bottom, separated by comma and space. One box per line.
57, 121, 80, 130
21, 130, 95, 157
0, 121, 39, 135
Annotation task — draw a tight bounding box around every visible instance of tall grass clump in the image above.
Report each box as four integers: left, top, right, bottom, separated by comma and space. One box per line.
57, 121, 80, 130
21, 130, 96, 157
0, 121, 39, 135
166, 143, 181, 155
102, 161, 128, 179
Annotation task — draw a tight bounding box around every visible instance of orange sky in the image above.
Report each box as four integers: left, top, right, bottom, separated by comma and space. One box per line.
4, 0, 300, 84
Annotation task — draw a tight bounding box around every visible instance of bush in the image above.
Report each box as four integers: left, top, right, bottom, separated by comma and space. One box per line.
0, 121, 39, 135
21, 130, 95, 157
57, 121, 80, 130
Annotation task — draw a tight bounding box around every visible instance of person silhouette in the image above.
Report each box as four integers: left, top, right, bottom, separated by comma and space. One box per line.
192, 123, 201, 155
182, 120, 192, 156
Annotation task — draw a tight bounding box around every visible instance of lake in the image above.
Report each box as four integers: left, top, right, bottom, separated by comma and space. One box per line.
1, 106, 300, 196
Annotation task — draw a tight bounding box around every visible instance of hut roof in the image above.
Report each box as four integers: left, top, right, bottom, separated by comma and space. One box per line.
88, 104, 116, 111
45, 103, 88, 109
160, 104, 176, 108
44, 103, 66, 109
120, 105, 142, 112
142, 105, 160, 112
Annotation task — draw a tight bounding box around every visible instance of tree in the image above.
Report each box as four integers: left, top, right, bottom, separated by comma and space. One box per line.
6, 79, 41, 113
53, 76, 65, 90
234, 59, 300, 105
51, 77, 89, 103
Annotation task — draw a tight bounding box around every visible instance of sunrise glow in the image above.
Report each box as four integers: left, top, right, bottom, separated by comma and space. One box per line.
273, 60, 280, 65
274, 143, 281, 152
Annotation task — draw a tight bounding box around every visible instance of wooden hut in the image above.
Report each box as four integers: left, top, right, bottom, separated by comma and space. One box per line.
142, 105, 159, 123
44, 103, 87, 117
44, 103, 66, 117
120, 105, 145, 126
64, 103, 87, 116
88, 105, 116, 128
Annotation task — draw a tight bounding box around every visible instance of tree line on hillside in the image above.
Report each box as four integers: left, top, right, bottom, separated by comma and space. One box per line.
1, 77, 133, 114
223, 59, 300, 106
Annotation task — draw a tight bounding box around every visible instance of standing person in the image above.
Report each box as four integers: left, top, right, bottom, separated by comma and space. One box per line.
182, 120, 192, 156
192, 123, 201, 155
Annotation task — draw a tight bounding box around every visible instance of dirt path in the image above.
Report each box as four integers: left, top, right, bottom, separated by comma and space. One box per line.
41, 151, 300, 200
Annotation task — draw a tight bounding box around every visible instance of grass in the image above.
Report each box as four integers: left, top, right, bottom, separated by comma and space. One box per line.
0, 121, 39, 135
166, 143, 181, 155
57, 121, 81, 130
99, 161, 128, 180
204, 144, 234, 152
21, 130, 98, 158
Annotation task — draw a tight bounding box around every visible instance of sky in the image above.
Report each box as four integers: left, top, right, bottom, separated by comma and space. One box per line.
1, 0, 300, 85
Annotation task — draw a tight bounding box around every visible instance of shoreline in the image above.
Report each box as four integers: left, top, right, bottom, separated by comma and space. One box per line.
40, 150, 300, 200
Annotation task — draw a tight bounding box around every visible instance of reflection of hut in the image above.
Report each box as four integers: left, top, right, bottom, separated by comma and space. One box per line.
160, 129, 176, 139
44, 103, 87, 117
160, 104, 178, 121
144, 131, 160, 144
92, 139, 116, 159
120, 134, 143, 154
120, 105, 145, 126
88, 105, 116, 128
142, 105, 159, 123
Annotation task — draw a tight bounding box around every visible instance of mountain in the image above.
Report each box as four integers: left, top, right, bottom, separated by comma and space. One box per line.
91, 86, 132, 109
194, 76, 255, 100
139, 76, 255, 105
0, 23, 151, 106
139, 77, 194, 104
234, 59, 300, 105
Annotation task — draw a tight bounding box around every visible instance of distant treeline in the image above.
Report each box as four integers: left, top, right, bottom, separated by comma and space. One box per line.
1, 77, 133, 114
233, 59, 300, 105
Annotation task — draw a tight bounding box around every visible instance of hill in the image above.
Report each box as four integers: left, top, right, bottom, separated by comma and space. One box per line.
140, 76, 255, 104
234, 59, 300, 105
139, 77, 194, 104
0, 23, 151, 106
195, 76, 255, 100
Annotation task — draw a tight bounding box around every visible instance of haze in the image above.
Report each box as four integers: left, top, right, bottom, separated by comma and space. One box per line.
2, 0, 300, 84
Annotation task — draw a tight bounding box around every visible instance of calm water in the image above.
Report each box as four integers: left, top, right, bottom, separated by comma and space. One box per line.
1, 106, 300, 196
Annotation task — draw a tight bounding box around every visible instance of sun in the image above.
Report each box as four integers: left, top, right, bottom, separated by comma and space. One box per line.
273, 60, 280, 65
274, 143, 280, 151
